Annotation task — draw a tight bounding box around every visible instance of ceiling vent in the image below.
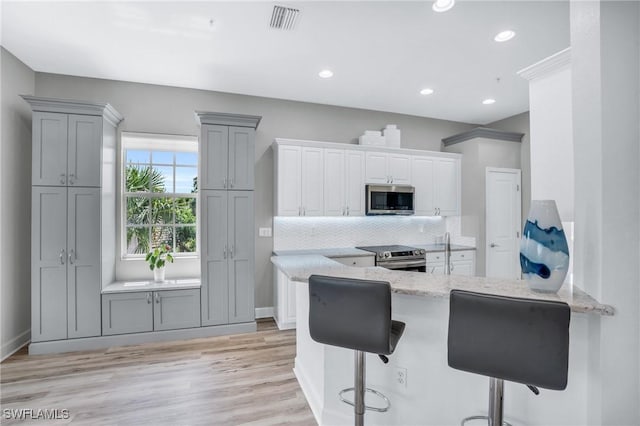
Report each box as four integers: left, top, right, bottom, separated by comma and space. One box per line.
270, 5, 300, 30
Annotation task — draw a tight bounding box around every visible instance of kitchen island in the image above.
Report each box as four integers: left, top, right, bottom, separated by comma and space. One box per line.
271, 254, 614, 426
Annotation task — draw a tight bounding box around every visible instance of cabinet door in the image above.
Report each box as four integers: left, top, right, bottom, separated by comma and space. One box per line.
365, 151, 389, 184
201, 125, 229, 190
228, 191, 255, 324
323, 149, 346, 216
32, 112, 68, 186
201, 191, 229, 326
102, 292, 153, 335
154, 289, 201, 331
67, 188, 101, 338
412, 156, 436, 215
388, 154, 412, 184
451, 261, 475, 277
345, 150, 365, 216
31, 187, 68, 342
301, 147, 324, 216
435, 158, 460, 216
228, 127, 255, 190
276, 145, 302, 216
68, 115, 102, 187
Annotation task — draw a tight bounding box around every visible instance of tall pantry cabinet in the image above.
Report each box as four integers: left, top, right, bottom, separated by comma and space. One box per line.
23, 96, 123, 343
195, 112, 261, 326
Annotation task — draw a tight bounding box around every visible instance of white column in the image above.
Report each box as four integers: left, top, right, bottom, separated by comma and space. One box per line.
571, 1, 640, 424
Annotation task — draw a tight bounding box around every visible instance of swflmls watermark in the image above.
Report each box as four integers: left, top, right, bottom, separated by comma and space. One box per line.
3, 408, 70, 421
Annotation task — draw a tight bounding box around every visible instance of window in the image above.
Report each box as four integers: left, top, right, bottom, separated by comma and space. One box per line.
122, 133, 198, 258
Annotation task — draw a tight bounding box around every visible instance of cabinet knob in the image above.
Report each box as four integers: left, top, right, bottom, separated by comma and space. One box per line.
147, 293, 152, 304
230, 245, 234, 259
59, 249, 66, 265
223, 178, 227, 188
155, 293, 160, 304
68, 174, 75, 185
346, 206, 350, 216
60, 174, 66, 184
229, 178, 234, 188
223, 244, 228, 259
68, 249, 75, 264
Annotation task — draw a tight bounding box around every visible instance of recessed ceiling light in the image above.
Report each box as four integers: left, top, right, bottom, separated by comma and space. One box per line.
432, 0, 455, 13
318, 70, 333, 79
420, 88, 434, 95
494, 30, 516, 42
482, 98, 496, 105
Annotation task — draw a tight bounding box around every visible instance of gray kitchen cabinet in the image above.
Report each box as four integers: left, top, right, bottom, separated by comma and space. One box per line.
31, 187, 101, 341
102, 292, 153, 335
201, 190, 255, 325
24, 96, 123, 346
154, 289, 201, 331
31, 111, 102, 187
199, 120, 258, 190
102, 289, 201, 335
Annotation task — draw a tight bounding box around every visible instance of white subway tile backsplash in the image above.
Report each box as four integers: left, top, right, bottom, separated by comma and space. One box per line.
274, 216, 474, 250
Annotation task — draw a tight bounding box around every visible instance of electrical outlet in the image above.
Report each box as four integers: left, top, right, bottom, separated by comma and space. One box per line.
395, 367, 407, 388
258, 227, 272, 237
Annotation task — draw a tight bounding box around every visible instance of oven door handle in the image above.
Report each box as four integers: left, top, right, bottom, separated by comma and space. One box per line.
378, 260, 426, 269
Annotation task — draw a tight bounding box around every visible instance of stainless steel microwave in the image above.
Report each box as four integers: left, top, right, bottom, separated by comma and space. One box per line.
366, 184, 415, 215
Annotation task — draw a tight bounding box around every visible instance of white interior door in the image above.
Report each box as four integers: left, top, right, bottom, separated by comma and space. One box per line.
486, 168, 522, 279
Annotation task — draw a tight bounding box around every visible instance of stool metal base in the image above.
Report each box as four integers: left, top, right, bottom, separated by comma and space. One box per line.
460, 415, 513, 426
461, 378, 512, 426
339, 387, 391, 413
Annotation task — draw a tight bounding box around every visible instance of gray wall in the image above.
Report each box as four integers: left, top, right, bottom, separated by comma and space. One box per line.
444, 137, 522, 276
34, 72, 474, 309
1, 47, 35, 359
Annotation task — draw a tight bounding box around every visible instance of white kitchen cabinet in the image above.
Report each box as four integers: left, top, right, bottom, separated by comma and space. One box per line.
412, 155, 461, 216
330, 255, 375, 267
274, 269, 297, 330
275, 145, 324, 216
426, 250, 475, 276
324, 149, 365, 216
365, 151, 411, 184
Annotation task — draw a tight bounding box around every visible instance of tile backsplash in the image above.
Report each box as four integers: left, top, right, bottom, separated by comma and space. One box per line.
273, 216, 475, 250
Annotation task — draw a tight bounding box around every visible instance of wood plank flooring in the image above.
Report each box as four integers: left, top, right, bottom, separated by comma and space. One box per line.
1, 320, 316, 425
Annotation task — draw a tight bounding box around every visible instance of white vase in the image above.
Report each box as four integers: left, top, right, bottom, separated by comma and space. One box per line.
520, 200, 570, 293
153, 267, 165, 283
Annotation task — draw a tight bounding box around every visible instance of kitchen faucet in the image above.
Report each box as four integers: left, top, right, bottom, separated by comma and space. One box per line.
444, 232, 451, 275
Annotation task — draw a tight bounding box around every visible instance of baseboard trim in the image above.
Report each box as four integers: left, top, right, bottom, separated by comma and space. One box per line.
293, 359, 323, 425
29, 322, 257, 355
255, 306, 274, 319
1, 329, 31, 361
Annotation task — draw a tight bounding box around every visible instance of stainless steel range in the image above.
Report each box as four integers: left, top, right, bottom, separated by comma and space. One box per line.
355, 245, 426, 272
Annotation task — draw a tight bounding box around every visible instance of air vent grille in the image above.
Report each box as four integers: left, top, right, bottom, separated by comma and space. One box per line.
270, 5, 300, 30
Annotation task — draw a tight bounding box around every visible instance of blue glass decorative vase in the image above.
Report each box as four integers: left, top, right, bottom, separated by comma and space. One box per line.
520, 200, 570, 293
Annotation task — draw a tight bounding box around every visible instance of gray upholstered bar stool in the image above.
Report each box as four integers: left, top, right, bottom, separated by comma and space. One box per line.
447, 289, 571, 426
308, 274, 405, 426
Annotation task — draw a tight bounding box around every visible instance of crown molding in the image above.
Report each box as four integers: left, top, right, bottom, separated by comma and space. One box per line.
195, 111, 262, 129
442, 127, 525, 147
517, 47, 571, 81
21, 95, 123, 126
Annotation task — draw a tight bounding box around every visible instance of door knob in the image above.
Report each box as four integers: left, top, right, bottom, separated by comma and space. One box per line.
490, 243, 499, 248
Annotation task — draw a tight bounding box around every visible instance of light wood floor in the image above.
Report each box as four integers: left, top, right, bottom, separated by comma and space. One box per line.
1, 320, 316, 425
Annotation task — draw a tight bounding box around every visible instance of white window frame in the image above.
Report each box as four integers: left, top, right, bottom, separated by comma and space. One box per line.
120, 132, 199, 260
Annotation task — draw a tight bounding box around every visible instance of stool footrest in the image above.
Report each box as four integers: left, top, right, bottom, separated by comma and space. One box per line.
339, 387, 391, 413
461, 415, 513, 426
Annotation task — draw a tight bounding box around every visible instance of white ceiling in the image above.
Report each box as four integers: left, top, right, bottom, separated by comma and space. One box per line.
1, 1, 569, 124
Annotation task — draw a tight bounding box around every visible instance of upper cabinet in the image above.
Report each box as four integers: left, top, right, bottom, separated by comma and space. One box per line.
365, 151, 411, 184
31, 110, 108, 187
411, 156, 461, 216
196, 112, 261, 191
274, 139, 461, 217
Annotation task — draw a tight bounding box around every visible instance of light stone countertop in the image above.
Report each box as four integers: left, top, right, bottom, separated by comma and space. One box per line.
102, 278, 201, 294
271, 255, 614, 316
272, 247, 375, 258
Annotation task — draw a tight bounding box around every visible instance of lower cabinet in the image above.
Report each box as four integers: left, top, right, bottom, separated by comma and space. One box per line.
426, 250, 476, 276
102, 289, 201, 336
274, 269, 297, 330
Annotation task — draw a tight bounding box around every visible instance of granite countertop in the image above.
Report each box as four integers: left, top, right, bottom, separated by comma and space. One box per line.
414, 244, 476, 253
271, 255, 614, 316
102, 278, 201, 294
272, 247, 375, 258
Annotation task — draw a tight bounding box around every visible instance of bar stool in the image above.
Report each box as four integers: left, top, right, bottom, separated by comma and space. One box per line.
447, 289, 571, 426
308, 274, 405, 426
